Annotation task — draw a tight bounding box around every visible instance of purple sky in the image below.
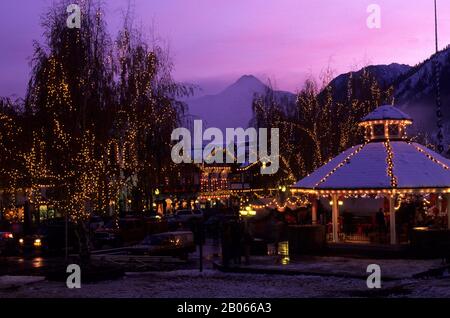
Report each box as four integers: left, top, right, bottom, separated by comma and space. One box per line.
0, 0, 449, 97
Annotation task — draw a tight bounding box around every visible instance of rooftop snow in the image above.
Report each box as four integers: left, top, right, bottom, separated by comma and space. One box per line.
293, 141, 450, 190
361, 105, 412, 122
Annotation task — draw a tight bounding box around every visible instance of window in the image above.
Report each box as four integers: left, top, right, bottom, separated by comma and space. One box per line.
388, 124, 400, 137
373, 124, 384, 137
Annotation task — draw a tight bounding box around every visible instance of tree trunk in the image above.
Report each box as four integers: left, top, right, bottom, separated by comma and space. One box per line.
23, 200, 32, 235
75, 221, 91, 264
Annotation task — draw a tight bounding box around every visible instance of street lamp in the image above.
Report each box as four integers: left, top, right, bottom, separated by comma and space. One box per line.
240, 205, 256, 217
239, 205, 256, 266
278, 185, 287, 192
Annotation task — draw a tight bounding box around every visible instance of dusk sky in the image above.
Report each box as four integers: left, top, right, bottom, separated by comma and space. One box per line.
0, 0, 449, 98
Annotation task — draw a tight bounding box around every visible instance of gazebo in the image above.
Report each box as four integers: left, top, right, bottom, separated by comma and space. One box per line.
292, 105, 450, 245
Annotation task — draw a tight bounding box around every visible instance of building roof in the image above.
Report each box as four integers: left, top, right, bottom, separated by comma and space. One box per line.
293, 141, 450, 192
361, 105, 412, 122
293, 105, 450, 193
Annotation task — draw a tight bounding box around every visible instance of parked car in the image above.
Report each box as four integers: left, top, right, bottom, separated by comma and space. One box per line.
128, 231, 195, 259
165, 214, 183, 231
92, 229, 121, 249
144, 215, 168, 235
117, 217, 146, 242
18, 220, 78, 255
89, 215, 104, 232
0, 231, 16, 255
174, 209, 204, 223
93, 217, 146, 249
17, 234, 45, 254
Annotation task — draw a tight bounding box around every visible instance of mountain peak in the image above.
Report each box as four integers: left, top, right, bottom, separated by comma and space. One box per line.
235, 74, 262, 84
223, 75, 266, 94
186, 74, 295, 132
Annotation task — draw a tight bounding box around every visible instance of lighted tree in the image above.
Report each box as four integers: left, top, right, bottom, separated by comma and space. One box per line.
252, 68, 394, 184
115, 19, 191, 212
251, 86, 296, 188
16, 0, 190, 245
0, 98, 28, 214
25, 0, 116, 257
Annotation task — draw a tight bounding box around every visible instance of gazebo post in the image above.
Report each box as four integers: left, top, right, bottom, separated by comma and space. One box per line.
388, 194, 397, 245
331, 194, 339, 242
311, 195, 318, 225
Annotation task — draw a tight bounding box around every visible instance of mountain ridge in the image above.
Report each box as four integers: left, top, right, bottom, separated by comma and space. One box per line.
186, 45, 450, 139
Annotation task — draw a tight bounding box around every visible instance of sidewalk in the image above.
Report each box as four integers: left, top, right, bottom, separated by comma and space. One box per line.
0, 275, 45, 290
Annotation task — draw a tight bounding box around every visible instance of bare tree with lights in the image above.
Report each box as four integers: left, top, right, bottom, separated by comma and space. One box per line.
252, 68, 394, 185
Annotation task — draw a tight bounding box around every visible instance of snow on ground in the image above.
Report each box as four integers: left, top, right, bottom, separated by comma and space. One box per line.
0, 270, 368, 298
0, 255, 447, 298
0, 275, 45, 291
406, 277, 450, 298
246, 255, 442, 279
1, 269, 450, 298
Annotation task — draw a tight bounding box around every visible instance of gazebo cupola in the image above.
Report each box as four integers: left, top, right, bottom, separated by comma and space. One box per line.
359, 105, 413, 141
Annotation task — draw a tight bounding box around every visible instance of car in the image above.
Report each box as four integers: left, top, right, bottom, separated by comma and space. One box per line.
165, 214, 183, 231
18, 220, 79, 255
89, 215, 104, 232
117, 217, 146, 242
128, 231, 195, 259
0, 231, 16, 255
92, 230, 122, 249
17, 234, 45, 254
92, 217, 147, 249
144, 215, 168, 235
174, 209, 204, 223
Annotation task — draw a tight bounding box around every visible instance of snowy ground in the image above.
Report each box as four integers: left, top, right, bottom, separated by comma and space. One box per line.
1, 257, 450, 298
242, 255, 442, 279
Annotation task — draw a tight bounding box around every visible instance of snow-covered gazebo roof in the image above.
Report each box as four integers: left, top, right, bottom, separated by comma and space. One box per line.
360, 105, 412, 122
292, 105, 450, 195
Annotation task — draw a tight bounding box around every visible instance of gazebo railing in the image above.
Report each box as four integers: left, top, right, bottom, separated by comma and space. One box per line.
327, 231, 393, 244
327, 232, 370, 243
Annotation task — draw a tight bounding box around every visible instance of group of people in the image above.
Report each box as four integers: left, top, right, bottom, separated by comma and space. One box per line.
220, 219, 252, 267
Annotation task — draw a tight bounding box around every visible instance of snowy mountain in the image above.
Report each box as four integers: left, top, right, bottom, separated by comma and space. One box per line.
185, 46, 450, 138
325, 63, 412, 102
185, 75, 295, 132
324, 49, 450, 134
394, 47, 450, 132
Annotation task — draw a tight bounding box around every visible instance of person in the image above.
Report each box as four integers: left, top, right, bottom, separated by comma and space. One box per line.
376, 208, 386, 235
272, 212, 287, 263
242, 220, 253, 265
220, 221, 233, 267
414, 207, 424, 225
230, 220, 243, 265
342, 211, 354, 235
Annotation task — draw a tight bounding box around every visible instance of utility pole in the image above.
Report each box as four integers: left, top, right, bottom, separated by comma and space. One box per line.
434, 0, 439, 53
434, 0, 444, 153
65, 212, 68, 261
